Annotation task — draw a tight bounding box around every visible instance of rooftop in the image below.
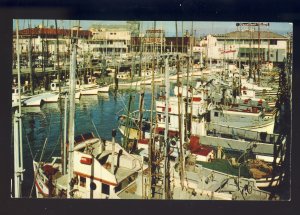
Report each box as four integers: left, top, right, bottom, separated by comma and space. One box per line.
15, 28, 92, 38
215, 31, 288, 40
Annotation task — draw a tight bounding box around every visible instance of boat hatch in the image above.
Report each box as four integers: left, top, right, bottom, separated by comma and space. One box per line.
74, 132, 95, 144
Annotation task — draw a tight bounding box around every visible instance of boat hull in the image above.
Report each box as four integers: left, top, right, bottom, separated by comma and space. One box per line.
98, 86, 110, 93
80, 88, 99, 95
23, 93, 59, 106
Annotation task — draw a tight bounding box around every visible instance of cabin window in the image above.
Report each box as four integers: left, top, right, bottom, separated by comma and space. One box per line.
90, 182, 97, 191
79, 176, 86, 187
214, 112, 219, 117
157, 114, 161, 121
102, 183, 110, 195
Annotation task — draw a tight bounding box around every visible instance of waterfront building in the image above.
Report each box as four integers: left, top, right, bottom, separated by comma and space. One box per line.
130, 29, 198, 55
13, 24, 92, 65
200, 30, 289, 67
87, 26, 131, 58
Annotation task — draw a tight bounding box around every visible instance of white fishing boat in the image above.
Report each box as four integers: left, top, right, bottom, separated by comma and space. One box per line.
76, 76, 110, 94
210, 106, 275, 134
98, 85, 110, 93
241, 78, 272, 92
23, 92, 59, 107
50, 82, 81, 99
80, 87, 100, 95
79, 84, 110, 95
170, 154, 272, 200
33, 132, 143, 198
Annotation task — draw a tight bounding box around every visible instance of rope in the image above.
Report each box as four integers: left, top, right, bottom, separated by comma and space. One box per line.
89, 112, 101, 139
45, 134, 61, 162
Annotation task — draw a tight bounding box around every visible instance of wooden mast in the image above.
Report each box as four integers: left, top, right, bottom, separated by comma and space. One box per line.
28, 20, 34, 95
163, 57, 170, 199
175, 21, 185, 189
67, 21, 78, 198
148, 21, 156, 199
55, 20, 66, 175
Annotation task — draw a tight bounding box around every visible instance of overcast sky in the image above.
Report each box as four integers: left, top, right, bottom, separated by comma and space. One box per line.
15, 20, 293, 37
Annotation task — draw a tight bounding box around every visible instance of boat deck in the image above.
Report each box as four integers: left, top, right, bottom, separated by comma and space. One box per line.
117, 183, 142, 199
115, 167, 137, 183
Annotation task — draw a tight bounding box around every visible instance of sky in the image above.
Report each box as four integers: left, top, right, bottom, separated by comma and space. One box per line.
14, 20, 293, 37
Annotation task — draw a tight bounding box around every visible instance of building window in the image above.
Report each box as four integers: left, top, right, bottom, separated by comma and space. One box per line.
102, 183, 110, 195
270, 40, 277, 45
79, 176, 86, 187
214, 112, 219, 117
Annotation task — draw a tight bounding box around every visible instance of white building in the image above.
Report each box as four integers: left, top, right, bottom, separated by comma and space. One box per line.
13, 26, 91, 64
84, 27, 131, 58
200, 30, 289, 65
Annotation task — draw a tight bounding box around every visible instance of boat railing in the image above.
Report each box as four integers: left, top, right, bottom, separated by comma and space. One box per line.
207, 123, 279, 143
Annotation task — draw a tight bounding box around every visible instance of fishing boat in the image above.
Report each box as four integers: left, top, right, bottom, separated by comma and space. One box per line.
80, 87, 100, 95
98, 85, 110, 93
77, 76, 110, 94
209, 105, 275, 134
33, 132, 143, 198
170, 154, 273, 200
50, 81, 81, 99
23, 92, 59, 107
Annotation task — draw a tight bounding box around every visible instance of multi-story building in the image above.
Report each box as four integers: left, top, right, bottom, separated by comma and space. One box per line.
130, 29, 196, 54
200, 30, 289, 67
142, 29, 166, 53
86, 26, 131, 58
13, 24, 92, 64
